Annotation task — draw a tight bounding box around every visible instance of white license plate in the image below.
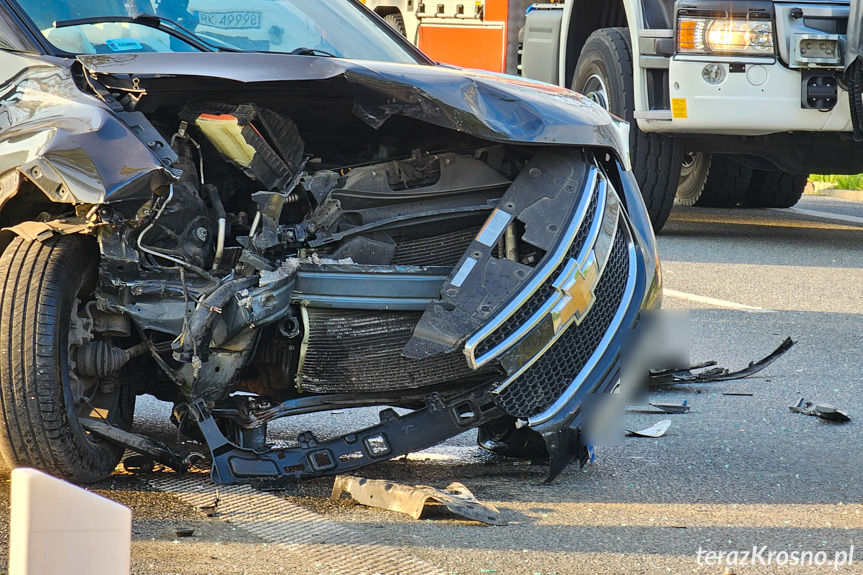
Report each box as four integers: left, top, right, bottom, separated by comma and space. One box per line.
199, 11, 262, 29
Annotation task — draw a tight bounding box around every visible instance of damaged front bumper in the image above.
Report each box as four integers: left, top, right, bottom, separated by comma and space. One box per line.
1, 50, 659, 486
181, 156, 655, 485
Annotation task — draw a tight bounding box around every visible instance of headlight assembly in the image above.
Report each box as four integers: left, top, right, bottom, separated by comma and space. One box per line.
678, 17, 774, 56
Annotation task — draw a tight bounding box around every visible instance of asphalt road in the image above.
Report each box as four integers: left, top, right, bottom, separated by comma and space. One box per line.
1, 193, 862, 574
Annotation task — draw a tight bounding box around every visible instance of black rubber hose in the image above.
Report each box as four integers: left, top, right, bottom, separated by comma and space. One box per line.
182, 275, 259, 360
202, 184, 226, 221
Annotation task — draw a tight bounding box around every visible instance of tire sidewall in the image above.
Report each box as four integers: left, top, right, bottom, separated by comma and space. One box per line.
574, 35, 633, 129
52, 237, 127, 480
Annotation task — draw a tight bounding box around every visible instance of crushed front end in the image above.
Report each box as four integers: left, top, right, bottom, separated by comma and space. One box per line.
0, 51, 660, 485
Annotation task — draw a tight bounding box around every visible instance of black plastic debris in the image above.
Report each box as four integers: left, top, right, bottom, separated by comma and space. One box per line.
175, 527, 195, 538
649, 402, 690, 414
198, 491, 220, 517
625, 420, 671, 438
626, 402, 690, 414
122, 455, 155, 474
648, 338, 795, 386
331, 476, 506, 525
789, 398, 850, 422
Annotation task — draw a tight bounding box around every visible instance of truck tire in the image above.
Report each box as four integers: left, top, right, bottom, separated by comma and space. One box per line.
0, 235, 134, 483
742, 171, 807, 208
573, 27, 683, 232
383, 13, 407, 37
695, 154, 752, 207
676, 152, 712, 206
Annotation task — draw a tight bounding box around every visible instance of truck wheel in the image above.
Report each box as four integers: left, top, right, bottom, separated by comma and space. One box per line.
694, 154, 752, 207
742, 171, 807, 208
0, 235, 134, 483
383, 13, 407, 37
573, 27, 684, 232
676, 152, 712, 206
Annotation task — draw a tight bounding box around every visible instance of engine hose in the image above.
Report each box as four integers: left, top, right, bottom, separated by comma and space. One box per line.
180, 275, 260, 360
202, 184, 227, 270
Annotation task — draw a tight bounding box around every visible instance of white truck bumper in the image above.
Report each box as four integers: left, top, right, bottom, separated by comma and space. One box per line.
640, 58, 853, 135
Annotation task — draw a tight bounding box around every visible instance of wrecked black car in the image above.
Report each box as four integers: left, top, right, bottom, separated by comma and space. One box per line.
0, 0, 660, 485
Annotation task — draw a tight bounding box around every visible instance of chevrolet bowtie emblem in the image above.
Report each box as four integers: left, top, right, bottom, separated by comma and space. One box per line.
550, 251, 599, 332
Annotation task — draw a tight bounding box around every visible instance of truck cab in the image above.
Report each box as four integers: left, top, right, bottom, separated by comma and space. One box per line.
521, 0, 862, 229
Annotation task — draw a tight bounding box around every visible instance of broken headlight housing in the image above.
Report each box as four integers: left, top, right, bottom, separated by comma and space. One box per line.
677, 17, 774, 56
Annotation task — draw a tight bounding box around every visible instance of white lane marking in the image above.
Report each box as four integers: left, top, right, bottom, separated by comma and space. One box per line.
775, 207, 863, 227
663, 289, 773, 312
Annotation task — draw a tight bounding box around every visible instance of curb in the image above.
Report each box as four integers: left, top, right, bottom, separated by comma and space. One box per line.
804, 183, 863, 202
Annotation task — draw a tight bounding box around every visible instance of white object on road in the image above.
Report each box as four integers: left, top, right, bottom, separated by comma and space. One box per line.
9, 468, 131, 575
626, 420, 672, 438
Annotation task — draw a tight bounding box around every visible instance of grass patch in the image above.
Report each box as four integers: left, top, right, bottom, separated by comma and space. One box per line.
810, 173, 863, 190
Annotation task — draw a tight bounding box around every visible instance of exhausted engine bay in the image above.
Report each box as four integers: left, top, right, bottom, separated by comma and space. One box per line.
73, 93, 592, 475
101, 98, 552, 400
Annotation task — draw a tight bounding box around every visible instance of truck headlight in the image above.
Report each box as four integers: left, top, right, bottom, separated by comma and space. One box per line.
678, 17, 774, 56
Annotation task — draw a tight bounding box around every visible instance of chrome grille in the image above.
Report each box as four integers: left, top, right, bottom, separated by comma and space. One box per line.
464, 167, 605, 368
473, 190, 600, 358
494, 226, 631, 419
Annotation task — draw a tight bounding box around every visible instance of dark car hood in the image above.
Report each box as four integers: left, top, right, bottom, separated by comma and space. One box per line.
77, 52, 629, 161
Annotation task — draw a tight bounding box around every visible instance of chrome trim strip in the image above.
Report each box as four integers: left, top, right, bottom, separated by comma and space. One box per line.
464, 167, 603, 368
470, 179, 621, 370
491, 210, 622, 394
527, 228, 639, 426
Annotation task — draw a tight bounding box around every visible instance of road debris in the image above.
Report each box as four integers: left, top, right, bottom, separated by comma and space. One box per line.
789, 398, 850, 422
648, 337, 795, 386
649, 402, 690, 414
626, 402, 689, 414
174, 527, 195, 538
625, 420, 672, 438
331, 476, 507, 525
198, 491, 220, 517
723, 392, 754, 397
122, 455, 155, 474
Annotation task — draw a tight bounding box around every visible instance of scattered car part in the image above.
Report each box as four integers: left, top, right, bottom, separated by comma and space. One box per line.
331, 476, 506, 525
122, 455, 155, 475
80, 420, 193, 474
648, 338, 795, 386
476, 418, 549, 461
190, 385, 507, 487
198, 492, 220, 517
626, 402, 689, 414
789, 399, 850, 422
649, 402, 690, 414
174, 527, 195, 538
723, 393, 754, 397
626, 420, 671, 438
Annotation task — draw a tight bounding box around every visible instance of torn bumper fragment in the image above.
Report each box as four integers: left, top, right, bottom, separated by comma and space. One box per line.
332, 476, 506, 525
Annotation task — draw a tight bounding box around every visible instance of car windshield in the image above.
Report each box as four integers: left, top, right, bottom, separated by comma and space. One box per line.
13, 0, 423, 63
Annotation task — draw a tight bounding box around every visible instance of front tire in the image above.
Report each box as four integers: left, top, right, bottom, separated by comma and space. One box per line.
573, 27, 684, 232
0, 235, 133, 483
